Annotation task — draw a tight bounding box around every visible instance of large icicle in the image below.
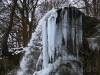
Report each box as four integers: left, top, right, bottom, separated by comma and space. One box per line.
47, 9, 58, 62
62, 8, 69, 48
42, 18, 49, 68
75, 15, 83, 59
40, 8, 58, 68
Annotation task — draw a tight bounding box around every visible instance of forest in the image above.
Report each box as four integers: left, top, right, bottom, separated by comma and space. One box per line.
0, 0, 100, 75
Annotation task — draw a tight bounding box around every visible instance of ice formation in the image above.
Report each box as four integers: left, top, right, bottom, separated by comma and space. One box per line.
33, 8, 83, 75
17, 7, 83, 75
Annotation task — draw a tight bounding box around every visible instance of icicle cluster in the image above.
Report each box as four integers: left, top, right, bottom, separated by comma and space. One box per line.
33, 8, 83, 75
17, 7, 83, 75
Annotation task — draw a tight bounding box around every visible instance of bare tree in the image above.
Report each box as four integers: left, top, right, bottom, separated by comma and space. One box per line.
16, 0, 39, 47
1, 0, 39, 56
79, 0, 100, 18
1, 0, 17, 56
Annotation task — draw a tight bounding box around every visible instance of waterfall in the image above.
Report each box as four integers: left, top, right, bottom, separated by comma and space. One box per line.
17, 7, 83, 75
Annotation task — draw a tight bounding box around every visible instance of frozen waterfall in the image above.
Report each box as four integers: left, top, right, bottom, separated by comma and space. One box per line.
33, 7, 83, 75
17, 7, 83, 75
